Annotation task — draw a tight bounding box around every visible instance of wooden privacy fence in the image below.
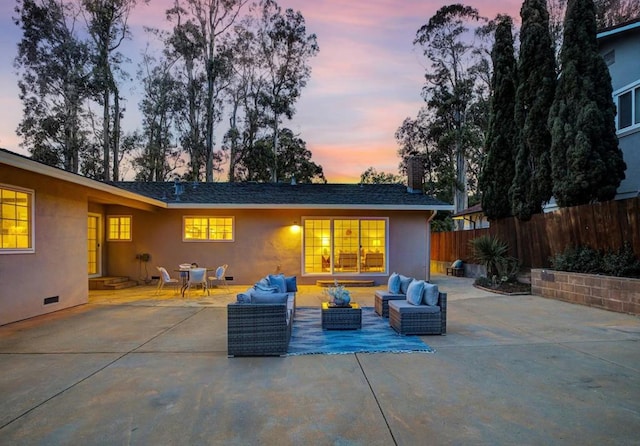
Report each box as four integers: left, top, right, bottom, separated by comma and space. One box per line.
431, 196, 640, 268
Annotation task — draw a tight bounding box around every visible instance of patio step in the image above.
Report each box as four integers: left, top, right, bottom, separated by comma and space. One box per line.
89, 277, 139, 290
316, 280, 375, 288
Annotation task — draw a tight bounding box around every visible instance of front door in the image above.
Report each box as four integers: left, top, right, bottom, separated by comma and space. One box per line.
88, 213, 102, 277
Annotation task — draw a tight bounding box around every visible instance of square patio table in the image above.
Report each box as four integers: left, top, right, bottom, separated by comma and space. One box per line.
321, 302, 362, 330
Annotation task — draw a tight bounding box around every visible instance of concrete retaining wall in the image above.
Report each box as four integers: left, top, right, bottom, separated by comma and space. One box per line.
531, 269, 640, 316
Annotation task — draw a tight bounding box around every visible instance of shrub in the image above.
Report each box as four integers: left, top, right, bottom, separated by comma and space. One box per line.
601, 243, 640, 278
550, 243, 640, 278
469, 235, 512, 278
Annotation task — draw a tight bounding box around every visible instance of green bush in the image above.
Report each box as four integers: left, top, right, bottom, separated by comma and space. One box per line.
550, 243, 640, 278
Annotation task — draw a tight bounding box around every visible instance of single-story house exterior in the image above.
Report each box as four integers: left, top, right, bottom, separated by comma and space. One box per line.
0, 149, 452, 325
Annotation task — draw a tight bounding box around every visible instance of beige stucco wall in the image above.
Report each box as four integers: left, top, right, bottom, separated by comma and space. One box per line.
0, 166, 88, 325
105, 207, 434, 286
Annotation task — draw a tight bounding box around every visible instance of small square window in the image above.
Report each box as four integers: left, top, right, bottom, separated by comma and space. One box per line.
107, 216, 132, 241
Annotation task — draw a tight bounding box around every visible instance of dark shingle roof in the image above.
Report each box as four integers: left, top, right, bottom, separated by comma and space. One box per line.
110, 181, 452, 210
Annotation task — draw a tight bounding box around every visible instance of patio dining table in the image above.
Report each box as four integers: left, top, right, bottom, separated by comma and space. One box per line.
175, 266, 215, 297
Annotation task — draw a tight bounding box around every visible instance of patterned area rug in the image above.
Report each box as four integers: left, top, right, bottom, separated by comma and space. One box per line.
288, 307, 434, 356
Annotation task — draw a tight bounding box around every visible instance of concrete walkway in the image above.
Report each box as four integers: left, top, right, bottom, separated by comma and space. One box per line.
1, 275, 639, 445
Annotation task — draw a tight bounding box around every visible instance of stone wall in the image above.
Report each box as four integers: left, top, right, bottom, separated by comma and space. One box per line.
531, 269, 640, 316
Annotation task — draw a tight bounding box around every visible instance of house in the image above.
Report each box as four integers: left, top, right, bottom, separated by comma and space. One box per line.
451, 203, 489, 230
598, 17, 640, 200
0, 150, 452, 325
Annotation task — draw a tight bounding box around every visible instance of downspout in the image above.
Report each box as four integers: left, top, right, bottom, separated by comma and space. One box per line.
425, 210, 437, 282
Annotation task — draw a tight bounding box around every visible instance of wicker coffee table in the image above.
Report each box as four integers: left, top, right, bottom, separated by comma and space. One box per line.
321, 302, 362, 330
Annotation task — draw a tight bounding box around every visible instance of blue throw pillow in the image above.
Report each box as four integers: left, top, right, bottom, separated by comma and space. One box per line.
251, 292, 289, 304
236, 292, 252, 303
255, 283, 279, 293
399, 275, 413, 294
267, 274, 287, 293
423, 283, 439, 306
406, 280, 425, 305
388, 272, 401, 293
256, 277, 270, 288
452, 259, 463, 269
285, 276, 298, 292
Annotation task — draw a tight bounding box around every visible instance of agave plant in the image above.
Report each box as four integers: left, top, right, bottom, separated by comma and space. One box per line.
469, 235, 511, 278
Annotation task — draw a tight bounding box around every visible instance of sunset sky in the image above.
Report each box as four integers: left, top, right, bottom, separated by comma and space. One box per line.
0, 0, 522, 182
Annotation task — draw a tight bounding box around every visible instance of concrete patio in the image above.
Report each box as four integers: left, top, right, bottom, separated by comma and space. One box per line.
1, 274, 639, 445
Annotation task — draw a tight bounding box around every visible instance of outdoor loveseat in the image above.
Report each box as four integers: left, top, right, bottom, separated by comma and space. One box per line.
375, 273, 447, 335
227, 274, 297, 357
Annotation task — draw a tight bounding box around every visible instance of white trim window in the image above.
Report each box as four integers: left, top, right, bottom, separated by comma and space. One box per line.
614, 80, 640, 132
107, 215, 132, 241
0, 184, 34, 253
183, 216, 234, 242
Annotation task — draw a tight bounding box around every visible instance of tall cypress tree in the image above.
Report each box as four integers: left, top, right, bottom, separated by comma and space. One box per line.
480, 15, 517, 220
548, 0, 626, 207
511, 0, 557, 220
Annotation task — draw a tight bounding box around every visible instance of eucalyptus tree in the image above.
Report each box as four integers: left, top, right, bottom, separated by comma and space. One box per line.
165, 0, 248, 181
548, 0, 626, 206
510, 0, 556, 220
479, 15, 517, 221
395, 109, 455, 201
14, 0, 94, 173
413, 4, 487, 214
132, 52, 183, 181
254, 0, 319, 183
82, 0, 142, 181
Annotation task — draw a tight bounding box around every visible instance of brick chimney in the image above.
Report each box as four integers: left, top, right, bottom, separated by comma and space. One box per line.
406, 157, 424, 194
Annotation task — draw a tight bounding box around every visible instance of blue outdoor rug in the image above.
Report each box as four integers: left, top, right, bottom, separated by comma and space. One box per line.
288, 307, 434, 356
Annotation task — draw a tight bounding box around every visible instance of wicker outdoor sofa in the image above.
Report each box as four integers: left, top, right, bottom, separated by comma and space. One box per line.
227, 274, 297, 357
388, 292, 447, 335
375, 273, 447, 335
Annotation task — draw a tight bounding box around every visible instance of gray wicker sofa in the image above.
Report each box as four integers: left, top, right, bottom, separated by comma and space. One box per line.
227, 274, 297, 357
376, 273, 447, 335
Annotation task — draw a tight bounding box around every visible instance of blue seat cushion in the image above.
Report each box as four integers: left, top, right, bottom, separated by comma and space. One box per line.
375, 290, 405, 300
389, 300, 441, 314
251, 292, 289, 304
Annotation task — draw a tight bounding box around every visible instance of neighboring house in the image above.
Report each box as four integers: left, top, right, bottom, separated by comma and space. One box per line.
451, 203, 489, 231
0, 150, 452, 325
598, 18, 640, 200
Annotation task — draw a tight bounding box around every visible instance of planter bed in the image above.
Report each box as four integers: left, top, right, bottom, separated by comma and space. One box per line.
531, 268, 640, 316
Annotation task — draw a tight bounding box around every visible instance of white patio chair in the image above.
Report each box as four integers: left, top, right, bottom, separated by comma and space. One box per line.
208, 264, 229, 292
186, 267, 209, 296
156, 266, 179, 295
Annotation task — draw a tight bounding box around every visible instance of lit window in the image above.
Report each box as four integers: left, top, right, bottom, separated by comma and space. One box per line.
184, 217, 234, 241
303, 218, 387, 275
615, 81, 640, 132
0, 185, 34, 253
107, 216, 132, 241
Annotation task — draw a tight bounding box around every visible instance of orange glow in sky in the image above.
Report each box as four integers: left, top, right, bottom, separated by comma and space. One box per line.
0, 0, 522, 183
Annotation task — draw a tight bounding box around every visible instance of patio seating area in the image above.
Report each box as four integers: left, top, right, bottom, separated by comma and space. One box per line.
1, 274, 639, 444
